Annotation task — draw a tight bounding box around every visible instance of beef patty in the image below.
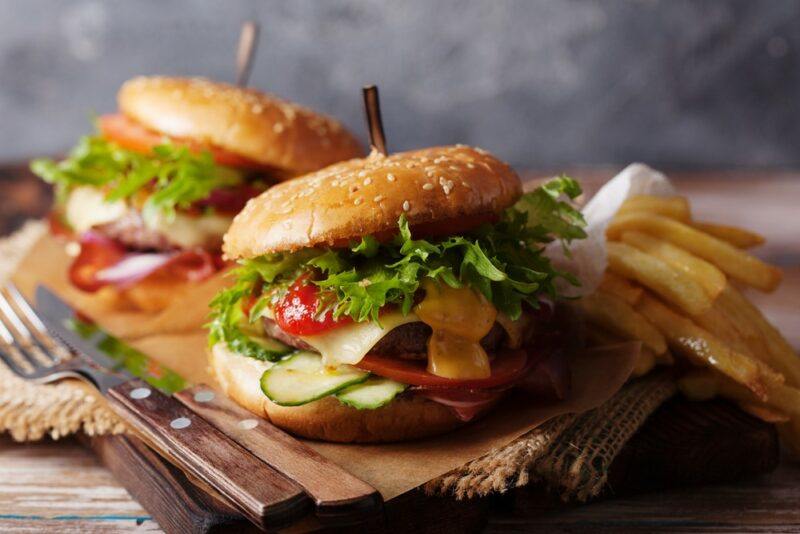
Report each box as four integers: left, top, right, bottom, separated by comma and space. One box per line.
262, 317, 508, 359
94, 211, 178, 252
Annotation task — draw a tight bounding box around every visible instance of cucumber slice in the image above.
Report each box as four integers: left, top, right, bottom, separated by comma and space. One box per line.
260, 351, 369, 406
336, 377, 407, 410
231, 320, 292, 361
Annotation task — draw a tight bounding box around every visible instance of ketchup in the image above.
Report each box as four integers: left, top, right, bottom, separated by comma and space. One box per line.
273, 273, 351, 336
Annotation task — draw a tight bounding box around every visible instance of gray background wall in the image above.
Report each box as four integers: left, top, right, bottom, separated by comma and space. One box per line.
1, 0, 798, 169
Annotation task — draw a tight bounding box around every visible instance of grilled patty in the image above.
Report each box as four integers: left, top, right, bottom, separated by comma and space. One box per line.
262, 317, 508, 359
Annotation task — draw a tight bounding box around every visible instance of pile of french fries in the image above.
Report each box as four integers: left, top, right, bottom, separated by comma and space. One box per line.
579, 194, 800, 455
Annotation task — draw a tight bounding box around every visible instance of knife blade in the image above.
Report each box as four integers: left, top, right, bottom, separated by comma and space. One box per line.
35, 285, 186, 393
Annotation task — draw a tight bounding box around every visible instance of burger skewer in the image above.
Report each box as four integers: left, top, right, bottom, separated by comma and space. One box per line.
235, 21, 260, 87
362, 85, 388, 155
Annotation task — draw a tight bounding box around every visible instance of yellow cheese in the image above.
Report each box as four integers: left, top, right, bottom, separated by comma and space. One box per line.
64, 186, 232, 249
144, 210, 233, 249
299, 311, 419, 368
414, 280, 497, 379
65, 186, 127, 233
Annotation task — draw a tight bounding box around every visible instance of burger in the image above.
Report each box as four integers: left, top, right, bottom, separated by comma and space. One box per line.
31, 76, 363, 312
208, 145, 586, 442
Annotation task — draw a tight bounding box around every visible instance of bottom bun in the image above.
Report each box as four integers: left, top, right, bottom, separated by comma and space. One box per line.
209, 342, 492, 443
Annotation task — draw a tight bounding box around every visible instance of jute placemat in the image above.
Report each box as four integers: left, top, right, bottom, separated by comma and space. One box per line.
0, 221, 675, 501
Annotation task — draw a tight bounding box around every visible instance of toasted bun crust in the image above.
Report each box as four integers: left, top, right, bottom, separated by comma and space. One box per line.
209, 342, 477, 442
118, 76, 364, 175
223, 145, 522, 258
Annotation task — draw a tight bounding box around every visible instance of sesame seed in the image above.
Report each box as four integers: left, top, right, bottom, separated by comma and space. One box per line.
364, 177, 372, 186
374, 195, 384, 202
358, 171, 367, 177
422, 183, 434, 191
273, 123, 285, 133
252, 104, 264, 114
387, 173, 396, 182
461, 181, 471, 189
354, 197, 363, 205
467, 163, 476, 169
402, 200, 410, 211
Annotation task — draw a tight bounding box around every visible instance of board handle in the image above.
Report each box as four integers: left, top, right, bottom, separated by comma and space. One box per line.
176, 384, 383, 525
106, 379, 310, 530
86, 433, 250, 533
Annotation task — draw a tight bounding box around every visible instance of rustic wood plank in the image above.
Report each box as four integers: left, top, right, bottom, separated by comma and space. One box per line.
106, 379, 310, 530
175, 385, 382, 524
0, 435, 160, 532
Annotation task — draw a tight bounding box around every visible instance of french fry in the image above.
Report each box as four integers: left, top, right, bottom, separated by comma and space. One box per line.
598, 272, 643, 306
714, 374, 800, 418
619, 231, 726, 300
579, 290, 667, 355
721, 285, 800, 387
692, 221, 765, 249
617, 195, 691, 222
636, 294, 773, 400
632, 346, 657, 377
737, 402, 790, 424
607, 213, 782, 292
606, 242, 712, 316
691, 300, 754, 357
678, 370, 792, 423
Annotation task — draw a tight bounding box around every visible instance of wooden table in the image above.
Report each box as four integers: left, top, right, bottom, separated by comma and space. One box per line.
0, 166, 798, 532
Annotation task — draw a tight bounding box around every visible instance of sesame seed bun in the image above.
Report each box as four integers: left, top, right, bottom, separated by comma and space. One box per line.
209, 342, 479, 442
222, 145, 522, 259
118, 76, 364, 175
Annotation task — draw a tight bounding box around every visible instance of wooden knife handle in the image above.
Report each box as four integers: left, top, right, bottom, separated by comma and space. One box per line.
106, 379, 310, 530
176, 384, 383, 525
85, 433, 253, 533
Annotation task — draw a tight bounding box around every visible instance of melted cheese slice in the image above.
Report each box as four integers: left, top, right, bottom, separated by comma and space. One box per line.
299, 311, 419, 367
144, 210, 233, 249
65, 186, 128, 233
64, 186, 232, 249
415, 281, 498, 379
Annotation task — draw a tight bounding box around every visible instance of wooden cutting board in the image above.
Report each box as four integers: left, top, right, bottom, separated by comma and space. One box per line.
86, 396, 779, 532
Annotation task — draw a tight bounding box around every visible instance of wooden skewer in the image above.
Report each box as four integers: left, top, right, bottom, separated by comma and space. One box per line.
235, 21, 260, 87
362, 85, 388, 155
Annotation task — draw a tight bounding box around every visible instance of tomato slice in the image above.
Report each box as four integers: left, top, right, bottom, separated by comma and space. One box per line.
273, 273, 352, 336
357, 348, 532, 389
98, 114, 274, 171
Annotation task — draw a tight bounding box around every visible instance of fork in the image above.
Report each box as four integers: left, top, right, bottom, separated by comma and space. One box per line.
0, 282, 309, 530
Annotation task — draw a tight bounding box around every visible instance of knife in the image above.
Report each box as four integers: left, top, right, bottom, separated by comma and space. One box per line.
35, 285, 381, 526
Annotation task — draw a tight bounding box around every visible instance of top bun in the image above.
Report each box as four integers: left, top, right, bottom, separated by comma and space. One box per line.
223, 145, 522, 259
118, 76, 364, 175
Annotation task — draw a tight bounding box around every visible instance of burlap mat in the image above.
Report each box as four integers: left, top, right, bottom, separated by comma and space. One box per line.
0, 221, 675, 501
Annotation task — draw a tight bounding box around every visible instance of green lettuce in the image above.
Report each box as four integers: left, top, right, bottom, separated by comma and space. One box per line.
31, 135, 243, 222
208, 177, 586, 354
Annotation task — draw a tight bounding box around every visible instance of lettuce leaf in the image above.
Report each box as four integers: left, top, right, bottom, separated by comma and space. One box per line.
31, 135, 242, 222
208, 176, 587, 346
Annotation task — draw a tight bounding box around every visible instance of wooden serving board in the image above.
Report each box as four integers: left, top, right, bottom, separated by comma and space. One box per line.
83, 396, 778, 533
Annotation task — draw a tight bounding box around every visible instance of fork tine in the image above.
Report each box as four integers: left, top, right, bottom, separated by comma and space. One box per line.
3, 284, 69, 361
0, 321, 35, 376
0, 292, 56, 367
4, 284, 47, 333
